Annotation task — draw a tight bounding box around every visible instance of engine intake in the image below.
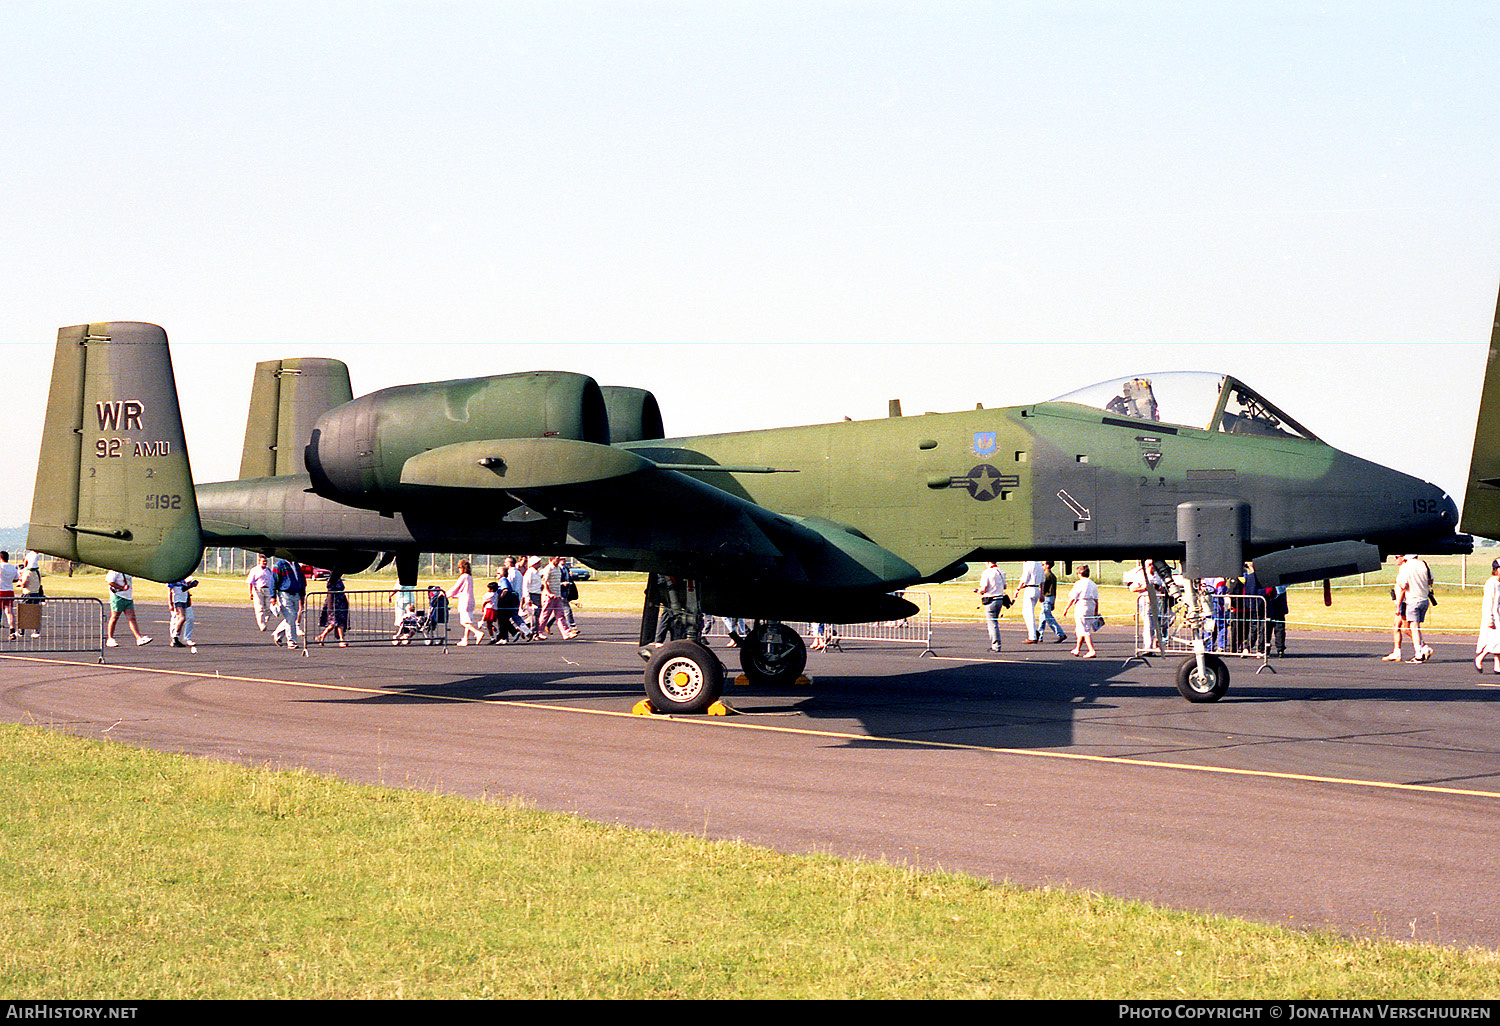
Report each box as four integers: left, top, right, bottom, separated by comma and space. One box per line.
600, 386, 664, 443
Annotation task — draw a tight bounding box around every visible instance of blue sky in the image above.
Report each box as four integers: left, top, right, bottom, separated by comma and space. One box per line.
4, 1, 1498, 527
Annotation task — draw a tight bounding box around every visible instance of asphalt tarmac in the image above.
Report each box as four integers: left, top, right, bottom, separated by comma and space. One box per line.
3, 604, 1498, 949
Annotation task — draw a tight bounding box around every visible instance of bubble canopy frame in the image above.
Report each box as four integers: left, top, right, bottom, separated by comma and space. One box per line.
1050, 372, 1319, 442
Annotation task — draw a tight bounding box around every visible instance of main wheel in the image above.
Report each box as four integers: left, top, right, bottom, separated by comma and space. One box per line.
740, 622, 807, 687
1175, 654, 1230, 703
645, 641, 724, 714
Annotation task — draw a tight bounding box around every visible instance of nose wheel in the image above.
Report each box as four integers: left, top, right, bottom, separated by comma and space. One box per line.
1175, 653, 1230, 703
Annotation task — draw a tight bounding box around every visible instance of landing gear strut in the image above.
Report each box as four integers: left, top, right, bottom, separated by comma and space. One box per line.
636, 575, 723, 713
1173, 572, 1231, 703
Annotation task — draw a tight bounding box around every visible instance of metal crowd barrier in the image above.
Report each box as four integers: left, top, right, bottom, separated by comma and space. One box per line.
0, 596, 107, 661
703, 593, 935, 657
1134, 591, 1271, 670
301, 587, 451, 647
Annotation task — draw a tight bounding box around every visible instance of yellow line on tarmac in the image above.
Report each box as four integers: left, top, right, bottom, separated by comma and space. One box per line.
7, 653, 1500, 802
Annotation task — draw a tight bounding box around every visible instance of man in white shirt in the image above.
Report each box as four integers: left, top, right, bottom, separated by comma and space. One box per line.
1124, 560, 1165, 653
105, 569, 151, 647
976, 562, 1007, 652
1391, 554, 1435, 663
1013, 560, 1046, 643
246, 553, 275, 631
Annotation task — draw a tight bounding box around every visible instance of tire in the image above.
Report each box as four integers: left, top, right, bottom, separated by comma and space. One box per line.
1175, 654, 1230, 703
740, 622, 808, 688
644, 641, 724, 714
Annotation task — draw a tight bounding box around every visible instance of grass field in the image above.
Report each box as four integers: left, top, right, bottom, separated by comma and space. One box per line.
3, 723, 1498, 999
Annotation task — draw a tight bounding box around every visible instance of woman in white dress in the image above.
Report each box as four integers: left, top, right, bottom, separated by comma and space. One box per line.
1476, 559, 1500, 673
1063, 565, 1100, 659
448, 559, 485, 646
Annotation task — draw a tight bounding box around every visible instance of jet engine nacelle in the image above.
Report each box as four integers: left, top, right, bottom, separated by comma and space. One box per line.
305, 371, 609, 508
599, 385, 664, 442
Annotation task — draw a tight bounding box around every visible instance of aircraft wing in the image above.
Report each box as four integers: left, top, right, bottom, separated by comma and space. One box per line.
399, 437, 927, 621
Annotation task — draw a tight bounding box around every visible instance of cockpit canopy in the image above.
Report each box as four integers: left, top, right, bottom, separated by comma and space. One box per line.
1050, 372, 1319, 442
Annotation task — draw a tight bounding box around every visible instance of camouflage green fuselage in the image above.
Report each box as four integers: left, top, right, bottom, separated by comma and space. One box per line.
620, 401, 1455, 581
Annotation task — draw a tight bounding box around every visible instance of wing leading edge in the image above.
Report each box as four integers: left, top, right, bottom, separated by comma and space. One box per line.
398, 437, 925, 622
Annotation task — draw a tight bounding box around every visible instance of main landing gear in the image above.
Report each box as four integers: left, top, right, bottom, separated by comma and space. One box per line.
643, 640, 725, 714
739, 622, 806, 688
635, 578, 810, 714
636, 575, 725, 714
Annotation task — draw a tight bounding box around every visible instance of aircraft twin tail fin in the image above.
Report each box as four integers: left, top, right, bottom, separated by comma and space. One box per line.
1462, 285, 1500, 541
239, 357, 353, 479
28, 322, 203, 583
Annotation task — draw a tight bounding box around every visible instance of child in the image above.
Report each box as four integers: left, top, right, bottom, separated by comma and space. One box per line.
482, 581, 502, 643
168, 577, 199, 652
392, 603, 422, 645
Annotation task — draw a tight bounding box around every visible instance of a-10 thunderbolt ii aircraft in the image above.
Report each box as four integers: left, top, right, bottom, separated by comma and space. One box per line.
28, 321, 1469, 712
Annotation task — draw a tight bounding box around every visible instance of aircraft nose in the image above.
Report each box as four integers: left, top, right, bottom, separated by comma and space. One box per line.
1406, 480, 1467, 553
1422, 483, 1459, 530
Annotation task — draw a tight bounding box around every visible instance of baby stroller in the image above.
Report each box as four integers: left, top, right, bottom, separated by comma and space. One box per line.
424, 587, 449, 644
390, 589, 450, 646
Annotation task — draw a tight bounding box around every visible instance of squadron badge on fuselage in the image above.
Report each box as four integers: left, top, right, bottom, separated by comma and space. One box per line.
972, 431, 998, 458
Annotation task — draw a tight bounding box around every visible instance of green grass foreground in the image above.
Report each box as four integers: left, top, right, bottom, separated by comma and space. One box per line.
3, 726, 1498, 999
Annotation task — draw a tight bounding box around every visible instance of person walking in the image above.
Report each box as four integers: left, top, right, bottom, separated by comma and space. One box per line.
1063, 566, 1100, 658
1013, 560, 1045, 643
976, 562, 1007, 652
168, 576, 199, 652
1477, 559, 1500, 674
448, 559, 484, 646
1397, 554, 1435, 663
496, 557, 531, 642
536, 556, 579, 640
315, 572, 349, 646
105, 569, 151, 647
269, 557, 305, 649
0, 552, 17, 640
523, 557, 545, 633
1039, 560, 1068, 644
1124, 559, 1164, 653
246, 553, 275, 631
16, 550, 44, 639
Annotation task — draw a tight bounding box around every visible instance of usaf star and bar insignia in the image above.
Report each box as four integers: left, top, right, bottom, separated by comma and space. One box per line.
959, 431, 1019, 500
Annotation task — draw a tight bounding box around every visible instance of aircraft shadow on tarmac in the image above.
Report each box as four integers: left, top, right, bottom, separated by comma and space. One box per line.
244, 629, 1497, 754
